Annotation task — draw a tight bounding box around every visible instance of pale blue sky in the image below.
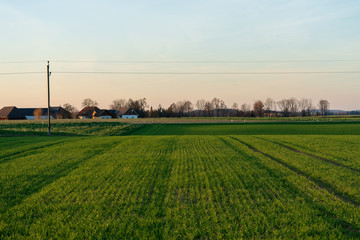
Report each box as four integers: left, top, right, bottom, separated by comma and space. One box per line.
1, 0, 360, 110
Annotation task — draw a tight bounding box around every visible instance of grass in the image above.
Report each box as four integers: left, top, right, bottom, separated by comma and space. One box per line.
0, 121, 138, 136
1, 122, 360, 238
131, 122, 360, 135
1, 118, 360, 136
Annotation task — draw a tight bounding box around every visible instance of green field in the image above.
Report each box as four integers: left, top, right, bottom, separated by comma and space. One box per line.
2, 120, 360, 136
0, 121, 136, 136
131, 122, 360, 135
1, 122, 360, 239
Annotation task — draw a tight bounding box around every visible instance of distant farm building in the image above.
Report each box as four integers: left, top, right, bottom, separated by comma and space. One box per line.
116, 107, 139, 119
77, 107, 101, 119
0, 106, 72, 120
77, 107, 117, 119
77, 106, 139, 119
93, 110, 117, 119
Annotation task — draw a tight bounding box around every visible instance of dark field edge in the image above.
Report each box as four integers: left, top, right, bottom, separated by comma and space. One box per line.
119, 124, 144, 135
1, 139, 123, 214
1, 121, 360, 136
0, 122, 138, 137
218, 137, 360, 237
131, 121, 360, 127
229, 137, 360, 206
1, 116, 360, 125
255, 137, 360, 174
128, 122, 360, 136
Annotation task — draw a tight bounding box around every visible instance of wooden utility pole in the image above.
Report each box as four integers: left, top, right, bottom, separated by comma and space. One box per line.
47, 61, 51, 136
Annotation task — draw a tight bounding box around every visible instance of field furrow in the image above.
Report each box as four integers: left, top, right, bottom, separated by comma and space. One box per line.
256, 136, 360, 174
263, 136, 360, 169
1, 132, 360, 239
223, 136, 360, 237
0, 138, 123, 213
0, 140, 67, 165
233, 137, 360, 206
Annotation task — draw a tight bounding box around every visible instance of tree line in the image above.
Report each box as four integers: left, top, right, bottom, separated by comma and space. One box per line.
61, 97, 330, 118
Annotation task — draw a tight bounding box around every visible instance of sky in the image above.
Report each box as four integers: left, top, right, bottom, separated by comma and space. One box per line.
1, 0, 360, 110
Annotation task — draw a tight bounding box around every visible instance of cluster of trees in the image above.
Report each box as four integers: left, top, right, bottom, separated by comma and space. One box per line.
61, 97, 330, 118
249, 98, 330, 117
110, 98, 148, 117
62, 98, 148, 118
152, 98, 329, 118
158, 98, 230, 118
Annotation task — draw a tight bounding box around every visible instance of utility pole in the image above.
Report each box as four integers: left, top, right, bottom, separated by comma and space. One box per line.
47, 61, 51, 136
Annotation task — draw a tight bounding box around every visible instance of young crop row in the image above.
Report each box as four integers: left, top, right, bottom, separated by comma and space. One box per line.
131, 122, 360, 135
227, 136, 360, 235
235, 136, 360, 204
1, 136, 360, 239
260, 135, 360, 170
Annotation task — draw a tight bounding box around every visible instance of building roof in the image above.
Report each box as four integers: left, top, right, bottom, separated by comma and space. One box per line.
0, 106, 23, 119
113, 107, 139, 116
77, 107, 100, 117
94, 109, 117, 118
107, 109, 117, 116
115, 107, 130, 115
0, 106, 71, 119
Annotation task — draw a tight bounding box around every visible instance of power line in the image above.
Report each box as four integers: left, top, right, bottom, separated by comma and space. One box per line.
51, 60, 360, 63
0, 72, 45, 75
2, 59, 360, 64
0, 61, 46, 64
1, 70, 359, 75
52, 71, 360, 75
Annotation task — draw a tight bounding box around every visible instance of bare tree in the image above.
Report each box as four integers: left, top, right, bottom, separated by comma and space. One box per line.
204, 101, 213, 117
148, 106, 154, 118
231, 102, 239, 110
230, 102, 239, 117
277, 99, 289, 117
183, 100, 193, 117
253, 100, 265, 117
211, 98, 221, 117
110, 98, 127, 110
298, 98, 313, 116
33, 108, 43, 120
265, 98, 275, 117
196, 99, 206, 117
240, 103, 251, 117
62, 103, 78, 118
156, 104, 166, 118
288, 98, 299, 116
81, 98, 98, 108
127, 98, 148, 117
166, 103, 177, 117
305, 99, 314, 116
219, 99, 227, 117
318, 99, 330, 116
176, 101, 186, 117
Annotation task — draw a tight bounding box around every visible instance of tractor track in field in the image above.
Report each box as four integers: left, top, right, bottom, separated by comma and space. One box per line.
219, 137, 360, 236
230, 137, 360, 207
0, 141, 67, 165
256, 137, 360, 174
3, 140, 122, 212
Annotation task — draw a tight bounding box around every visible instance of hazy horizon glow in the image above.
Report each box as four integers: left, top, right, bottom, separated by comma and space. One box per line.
1, 0, 360, 110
